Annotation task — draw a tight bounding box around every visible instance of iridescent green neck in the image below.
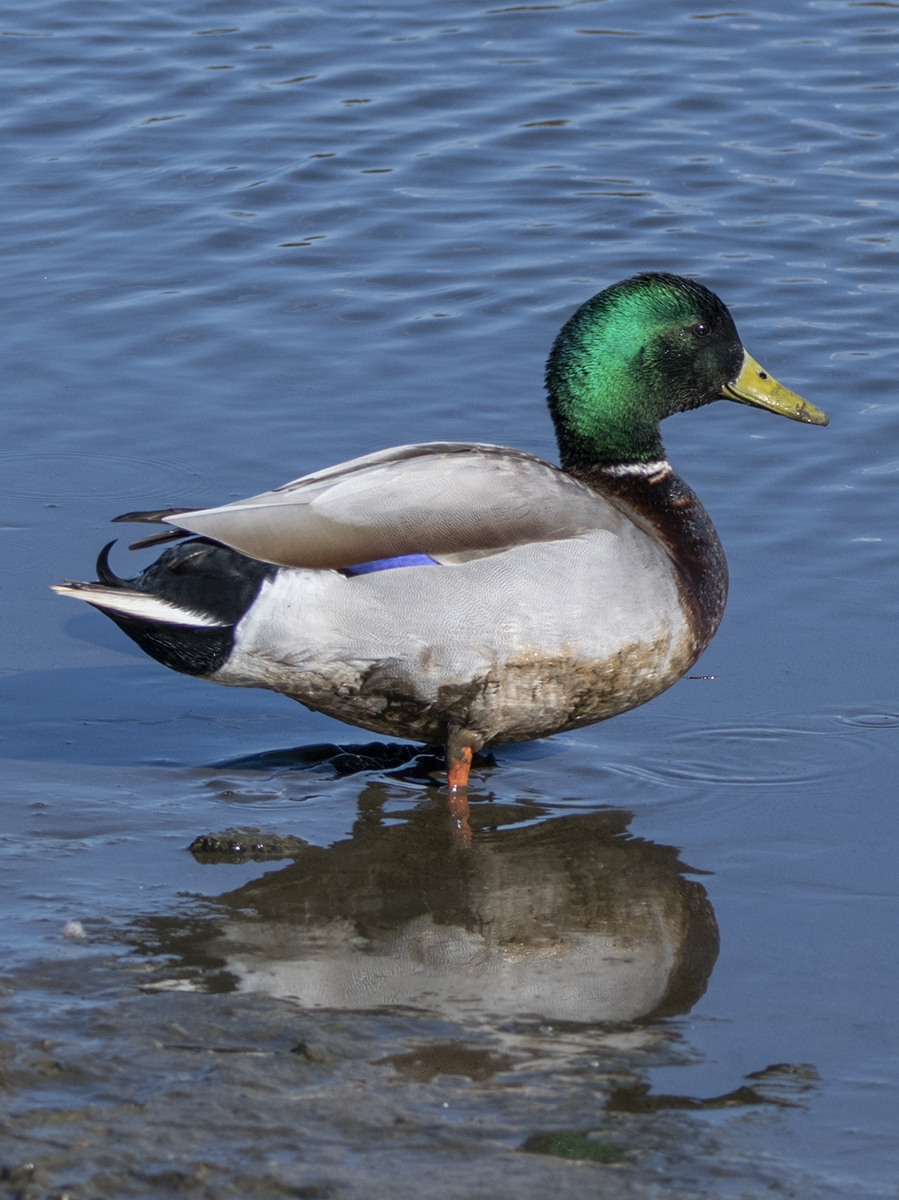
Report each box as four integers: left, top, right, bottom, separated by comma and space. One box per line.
547, 362, 667, 470
545, 290, 671, 468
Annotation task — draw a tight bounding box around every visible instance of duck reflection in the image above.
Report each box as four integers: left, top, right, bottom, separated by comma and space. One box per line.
195, 786, 719, 1025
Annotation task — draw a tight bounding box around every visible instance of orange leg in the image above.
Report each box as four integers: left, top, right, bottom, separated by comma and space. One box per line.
445, 736, 474, 845
446, 744, 472, 790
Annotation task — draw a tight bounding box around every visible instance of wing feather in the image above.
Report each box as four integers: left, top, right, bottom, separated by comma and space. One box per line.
156, 443, 619, 569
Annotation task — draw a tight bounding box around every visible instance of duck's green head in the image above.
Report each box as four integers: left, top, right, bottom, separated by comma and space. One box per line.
546, 273, 828, 469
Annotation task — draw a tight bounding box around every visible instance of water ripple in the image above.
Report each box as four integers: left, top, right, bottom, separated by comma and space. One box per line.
0, 452, 205, 501
609, 718, 881, 788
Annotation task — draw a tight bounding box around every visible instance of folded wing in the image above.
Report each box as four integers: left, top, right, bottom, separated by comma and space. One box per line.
128, 442, 620, 569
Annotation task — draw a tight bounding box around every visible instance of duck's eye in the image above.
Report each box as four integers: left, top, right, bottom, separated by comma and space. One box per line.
691, 322, 710, 338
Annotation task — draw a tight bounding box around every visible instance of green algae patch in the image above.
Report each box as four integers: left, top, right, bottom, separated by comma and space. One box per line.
521, 1130, 631, 1163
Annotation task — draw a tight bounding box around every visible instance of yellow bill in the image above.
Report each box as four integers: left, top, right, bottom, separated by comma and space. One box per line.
721, 351, 829, 426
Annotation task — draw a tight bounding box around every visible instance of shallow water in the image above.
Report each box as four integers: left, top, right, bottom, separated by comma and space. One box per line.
1, 0, 898, 1196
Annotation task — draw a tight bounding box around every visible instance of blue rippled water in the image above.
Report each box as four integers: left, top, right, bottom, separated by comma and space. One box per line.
1, 1, 898, 1196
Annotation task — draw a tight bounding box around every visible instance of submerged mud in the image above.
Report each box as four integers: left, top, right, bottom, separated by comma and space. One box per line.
0, 956, 825, 1200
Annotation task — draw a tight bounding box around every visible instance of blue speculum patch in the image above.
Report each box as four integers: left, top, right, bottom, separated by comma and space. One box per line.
342, 553, 440, 576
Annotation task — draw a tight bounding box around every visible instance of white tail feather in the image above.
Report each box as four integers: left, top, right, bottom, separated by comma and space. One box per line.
51, 584, 227, 628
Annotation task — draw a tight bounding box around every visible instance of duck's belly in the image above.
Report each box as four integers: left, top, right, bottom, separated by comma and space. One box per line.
213, 525, 701, 747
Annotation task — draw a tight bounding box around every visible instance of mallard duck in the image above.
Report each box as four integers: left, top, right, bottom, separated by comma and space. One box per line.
53, 274, 827, 798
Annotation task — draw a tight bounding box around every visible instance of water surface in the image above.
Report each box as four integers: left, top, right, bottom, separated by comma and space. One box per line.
1, 0, 898, 1195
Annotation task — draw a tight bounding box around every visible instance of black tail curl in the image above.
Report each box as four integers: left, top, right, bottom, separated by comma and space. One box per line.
96, 541, 123, 586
